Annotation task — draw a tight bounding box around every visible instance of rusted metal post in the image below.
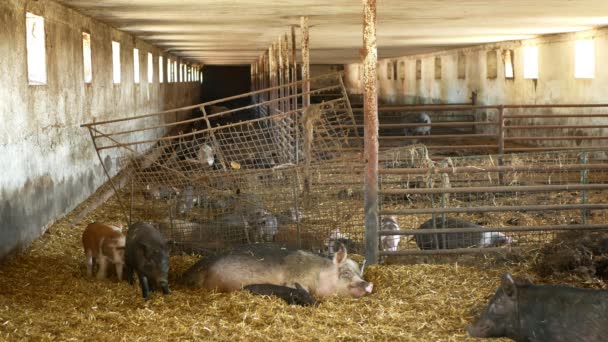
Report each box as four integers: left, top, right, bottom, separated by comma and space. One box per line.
278, 37, 284, 113
283, 33, 290, 113
268, 45, 275, 112
291, 26, 298, 112
301, 16, 310, 108
362, 0, 379, 264
497, 105, 505, 185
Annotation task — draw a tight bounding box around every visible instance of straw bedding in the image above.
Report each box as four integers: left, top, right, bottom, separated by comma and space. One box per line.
0, 192, 605, 341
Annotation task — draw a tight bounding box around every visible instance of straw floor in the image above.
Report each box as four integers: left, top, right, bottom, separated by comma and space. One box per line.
0, 192, 605, 341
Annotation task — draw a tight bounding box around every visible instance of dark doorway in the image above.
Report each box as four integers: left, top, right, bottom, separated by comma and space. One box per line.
202, 65, 251, 104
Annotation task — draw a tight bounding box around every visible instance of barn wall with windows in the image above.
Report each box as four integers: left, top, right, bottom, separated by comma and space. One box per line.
0, 0, 202, 259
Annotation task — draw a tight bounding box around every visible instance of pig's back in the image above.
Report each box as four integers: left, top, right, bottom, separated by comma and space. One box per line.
82, 223, 122, 251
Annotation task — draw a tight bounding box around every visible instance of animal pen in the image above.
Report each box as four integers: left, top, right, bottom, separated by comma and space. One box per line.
82, 72, 608, 260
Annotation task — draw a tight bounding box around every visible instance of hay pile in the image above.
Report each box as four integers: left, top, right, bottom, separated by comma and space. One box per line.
0, 189, 604, 340
533, 231, 608, 281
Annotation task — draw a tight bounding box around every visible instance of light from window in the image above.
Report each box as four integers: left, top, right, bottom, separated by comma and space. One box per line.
167, 58, 172, 82
504, 50, 514, 79
133, 48, 140, 84
112, 41, 121, 84
523, 46, 538, 79
159, 56, 164, 83
575, 39, 594, 79
174, 61, 177, 83
147, 53, 153, 83
82, 32, 92, 83
26, 13, 47, 85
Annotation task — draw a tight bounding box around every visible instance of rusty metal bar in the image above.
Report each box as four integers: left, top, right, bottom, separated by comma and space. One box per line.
497, 105, 505, 155
380, 247, 522, 256
81, 72, 343, 128
379, 224, 608, 236
504, 104, 608, 109
353, 105, 500, 112
291, 25, 297, 112
283, 33, 290, 113
352, 121, 497, 128
278, 38, 284, 113
380, 203, 608, 216
506, 125, 608, 129
300, 16, 310, 108
380, 183, 608, 195
504, 146, 608, 152
94, 85, 341, 139
353, 133, 497, 140
505, 114, 608, 118
504, 136, 608, 141
363, 0, 379, 264
378, 163, 608, 175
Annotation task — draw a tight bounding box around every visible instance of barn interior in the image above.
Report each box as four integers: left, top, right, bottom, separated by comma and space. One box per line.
2, 0, 608, 340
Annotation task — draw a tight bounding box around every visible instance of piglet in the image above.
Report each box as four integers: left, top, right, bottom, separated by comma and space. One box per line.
82, 222, 125, 280
125, 222, 171, 299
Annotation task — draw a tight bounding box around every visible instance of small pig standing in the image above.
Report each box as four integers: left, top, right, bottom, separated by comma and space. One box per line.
181, 243, 373, 299
468, 273, 608, 341
380, 216, 401, 252
125, 222, 171, 299
82, 222, 126, 280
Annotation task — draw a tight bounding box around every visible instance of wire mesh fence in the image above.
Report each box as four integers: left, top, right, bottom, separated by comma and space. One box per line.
83, 73, 370, 256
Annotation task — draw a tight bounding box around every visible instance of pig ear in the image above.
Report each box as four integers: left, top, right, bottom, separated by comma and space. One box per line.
501, 273, 517, 299
333, 243, 347, 266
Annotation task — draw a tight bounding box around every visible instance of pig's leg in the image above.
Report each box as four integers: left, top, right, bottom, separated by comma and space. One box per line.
138, 273, 150, 299
115, 263, 123, 281
161, 283, 171, 295
85, 250, 94, 277
97, 257, 107, 280
125, 265, 134, 285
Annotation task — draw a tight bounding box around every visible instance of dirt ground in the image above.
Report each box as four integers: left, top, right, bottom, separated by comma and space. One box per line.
0, 190, 606, 341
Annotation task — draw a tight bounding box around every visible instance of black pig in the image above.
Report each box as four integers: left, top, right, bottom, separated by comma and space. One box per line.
468, 273, 608, 341
125, 222, 171, 299
244, 282, 316, 306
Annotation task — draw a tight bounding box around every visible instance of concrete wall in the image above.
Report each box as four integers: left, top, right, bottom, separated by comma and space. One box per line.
0, 0, 202, 259
343, 27, 608, 146
344, 28, 608, 105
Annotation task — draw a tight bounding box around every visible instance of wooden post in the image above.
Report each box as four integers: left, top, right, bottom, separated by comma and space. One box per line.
300, 16, 310, 108
291, 25, 298, 112
362, 0, 379, 265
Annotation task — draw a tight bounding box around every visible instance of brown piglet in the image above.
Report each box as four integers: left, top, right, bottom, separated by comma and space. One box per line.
82, 222, 126, 281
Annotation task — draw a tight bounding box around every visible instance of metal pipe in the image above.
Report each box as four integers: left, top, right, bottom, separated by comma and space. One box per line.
379, 224, 608, 236
380, 183, 608, 195
380, 203, 608, 216
92, 85, 341, 140
291, 25, 297, 113
81, 72, 344, 128
504, 136, 608, 141
363, 0, 379, 265
379, 247, 521, 256
300, 16, 310, 108
378, 163, 608, 175
352, 122, 498, 128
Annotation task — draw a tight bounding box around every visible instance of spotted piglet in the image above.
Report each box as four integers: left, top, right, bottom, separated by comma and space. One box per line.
82, 222, 126, 281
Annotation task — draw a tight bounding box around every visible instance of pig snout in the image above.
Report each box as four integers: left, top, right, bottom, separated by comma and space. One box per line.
348, 280, 374, 298
466, 321, 493, 338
